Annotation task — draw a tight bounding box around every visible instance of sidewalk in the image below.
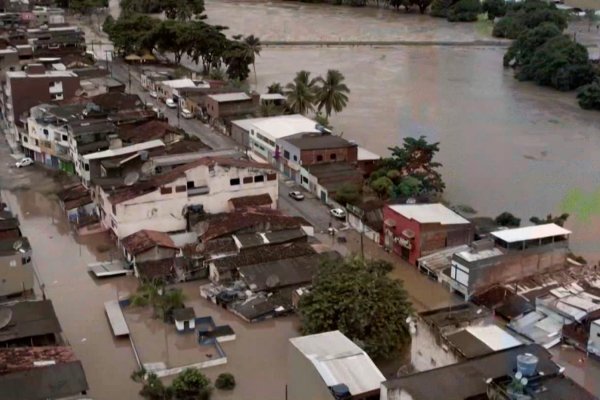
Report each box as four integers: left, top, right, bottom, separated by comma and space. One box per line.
316, 229, 462, 312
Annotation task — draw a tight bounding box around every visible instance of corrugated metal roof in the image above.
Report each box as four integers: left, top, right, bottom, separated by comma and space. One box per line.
207, 92, 251, 102
252, 114, 319, 139
491, 223, 571, 243
388, 203, 470, 225
83, 140, 165, 160
290, 330, 384, 396
464, 325, 522, 351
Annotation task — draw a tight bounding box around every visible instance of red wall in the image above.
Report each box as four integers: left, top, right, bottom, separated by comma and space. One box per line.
383, 205, 422, 265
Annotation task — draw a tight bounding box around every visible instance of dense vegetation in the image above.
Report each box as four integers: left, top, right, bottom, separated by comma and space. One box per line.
120, 0, 205, 20
103, 15, 260, 81
132, 368, 214, 399
298, 257, 412, 360
497, 0, 599, 109
56, 0, 108, 14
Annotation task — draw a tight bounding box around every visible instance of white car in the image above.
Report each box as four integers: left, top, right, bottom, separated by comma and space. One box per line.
149, 91, 158, 99
165, 98, 177, 108
15, 157, 33, 168
289, 191, 304, 201
181, 109, 194, 119
330, 208, 346, 219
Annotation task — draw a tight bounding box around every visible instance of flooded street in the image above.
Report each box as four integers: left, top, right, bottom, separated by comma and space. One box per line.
199, 0, 600, 262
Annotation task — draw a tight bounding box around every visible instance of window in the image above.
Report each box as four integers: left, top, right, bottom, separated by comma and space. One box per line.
62, 134, 68, 141
175, 185, 187, 193
22, 136, 28, 143
84, 164, 89, 171
34, 139, 39, 146
283, 150, 290, 160
21, 256, 31, 264
112, 204, 116, 215
243, 176, 253, 184
293, 155, 298, 162
330, 153, 337, 160
187, 181, 194, 189
230, 178, 240, 186
302, 176, 308, 184
254, 175, 264, 183
316, 155, 323, 162
160, 187, 173, 194
267, 173, 276, 181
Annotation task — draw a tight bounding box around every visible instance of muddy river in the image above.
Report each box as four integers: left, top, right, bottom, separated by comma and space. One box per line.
199, 0, 600, 262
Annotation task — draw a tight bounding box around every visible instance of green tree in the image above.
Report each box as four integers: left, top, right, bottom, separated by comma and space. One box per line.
285, 77, 316, 115
105, 14, 159, 55
393, 176, 423, 198
171, 368, 212, 400
66, 0, 107, 15
495, 211, 521, 227
259, 102, 284, 117
131, 369, 173, 400
411, 0, 433, 14
334, 183, 362, 206
314, 112, 332, 129
215, 373, 236, 390
148, 20, 192, 64
244, 35, 262, 85
267, 82, 284, 95
430, 0, 454, 17
315, 69, 351, 117
447, 0, 482, 22
529, 213, 569, 226
130, 280, 185, 321
482, 0, 507, 20
162, 0, 205, 20
103, 15, 115, 34
370, 176, 394, 199
387, 136, 445, 193
186, 22, 229, 74
503, 22, 561, 67
293, 70, 319, 91
208, 67, 227, 81
160, 288, 186, 323
492, 0, 567, 39
577, 80, 600, 110
298, 257, 413, 360
223, 35, 253, 81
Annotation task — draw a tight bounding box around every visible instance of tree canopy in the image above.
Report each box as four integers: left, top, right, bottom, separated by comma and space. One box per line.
578, 80, 600, 110
315, 69, 351, 117
482, 0, 507, 21
172, 369, 212, 400
298, 257, 413, 360
495, 211, 521, 227
120, 0, 204, 20
492, 0, 567, 39
447, 0, 481, 22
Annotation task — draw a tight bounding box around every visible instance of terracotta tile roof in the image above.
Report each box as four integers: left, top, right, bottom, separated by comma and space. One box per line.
164, 139, 210, 154
136, 258, 175, 281
108, 157, 274, 204
58, 184, 91, 210
0, 346, 77, 374
121, 229, 177, 255
118, 120, 176, 144
197, 211, 308, 242
213, 242, 316, 272
229, 193, 273, 209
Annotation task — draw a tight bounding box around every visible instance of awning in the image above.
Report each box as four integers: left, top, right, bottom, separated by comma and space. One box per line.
141, 53, 156, 61
125, 54, 141, 61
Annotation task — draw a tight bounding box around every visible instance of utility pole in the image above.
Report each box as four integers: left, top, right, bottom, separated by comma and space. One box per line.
128, 63, 131, 94
104, 49, 111, 77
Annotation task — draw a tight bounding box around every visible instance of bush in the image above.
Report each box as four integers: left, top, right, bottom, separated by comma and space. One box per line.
447, 0, 481, 22
493, 15, 527, 38
430, 0, 452, 17
492, 0, 567, 39
551, 64, 597, 91
172, 368, 212, 400
215, 373, 236, 390
482, 0, 507, 20
495, 212, 521, 227
503, 22, 562, 67
577, 80, 600, 110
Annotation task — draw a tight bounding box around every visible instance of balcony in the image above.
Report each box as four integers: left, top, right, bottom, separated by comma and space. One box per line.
188, 186, 209, 196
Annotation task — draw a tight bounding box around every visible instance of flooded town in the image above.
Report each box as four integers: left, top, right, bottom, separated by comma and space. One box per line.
0, 0, 599, 399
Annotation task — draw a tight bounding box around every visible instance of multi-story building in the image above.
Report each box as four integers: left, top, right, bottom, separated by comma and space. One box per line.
96, 157, 278, 239
3, 64, 79, 150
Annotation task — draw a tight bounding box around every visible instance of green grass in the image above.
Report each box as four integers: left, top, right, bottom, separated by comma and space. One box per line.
475, 14, 494, 37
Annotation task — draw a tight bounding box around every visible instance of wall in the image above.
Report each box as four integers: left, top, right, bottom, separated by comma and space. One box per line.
231, 123, 250, 150
205, 98, 256, 120
287, 344, 333, 400
382, 207, 422, 265
134, 247, 177, 264
7, 74, 79, 128
300, 145, 358, 166
0, 250, 34, 297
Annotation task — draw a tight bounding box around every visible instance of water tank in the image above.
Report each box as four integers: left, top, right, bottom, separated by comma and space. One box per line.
517, 353, 539, 377
330, 384, 351, 400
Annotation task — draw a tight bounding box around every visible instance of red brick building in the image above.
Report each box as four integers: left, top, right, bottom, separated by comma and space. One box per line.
383, 203, 473, 265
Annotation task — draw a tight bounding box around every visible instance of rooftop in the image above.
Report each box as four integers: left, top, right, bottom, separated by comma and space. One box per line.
83, 140, 165, 161
117, 120, 178, 144
121, 229, 178, 256
0, 300, 61, 343
491, 223, 572, 244
382, 344, 559, 399
357, 146, 381, 161
260, 93, 286, 101
229, 193, 273, 210
284, 133, 356, 150
387, 203, 470, 225
207, 92, 251, 102
161, 78, 196, 89
250, 114, 320, 139
7, 70, 76, 78
445, 325, 523, 359
0, 346, 88, 400
455, 246, 505, 263
290, 330, 385, 396
305, 162, 364, 193
212, 242, 316, 273
418, 244, 470, 274
69, 119, 115, 136
151, 149, 240, 168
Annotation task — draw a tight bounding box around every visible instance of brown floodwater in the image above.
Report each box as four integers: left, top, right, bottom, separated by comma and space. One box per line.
198, 0, 600, 263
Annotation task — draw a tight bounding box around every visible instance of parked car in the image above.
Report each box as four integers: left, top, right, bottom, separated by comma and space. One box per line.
165, 98, 177, 108
149, 91, 158, 99
181, 109, 194, 119
330, 208, 346, 219
15, 157, 33, 168
289, 191, 304, 201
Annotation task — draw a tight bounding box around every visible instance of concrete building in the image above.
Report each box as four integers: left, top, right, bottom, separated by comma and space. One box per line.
230, 114, 320, 162
0, 235, 33, 297
96, 157, 278, 238
442, 224, 571, 299
120, 229, 179, 278
25, 25, 85, 57
383, 203, 473, 265
204, 92, 257, 121
288, 330, 384, 400
3, 64, 79, 149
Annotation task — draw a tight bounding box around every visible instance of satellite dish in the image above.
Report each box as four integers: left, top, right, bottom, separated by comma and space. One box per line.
0, 308, 13, 330
141, 161, 154, 175
12, 240, 23, 251
124, 172, 140, 186
265, 275, 280, 289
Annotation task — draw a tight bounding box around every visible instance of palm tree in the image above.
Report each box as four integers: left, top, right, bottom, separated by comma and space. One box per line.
259, 102, 284, 117
315, 69, 350, 117
244, 35, 262, 86
130, 279, 163, 319
159, 288, 186, 323
285, 79, 315, 115
294, 70, 318, 90
267, 82, 284, 95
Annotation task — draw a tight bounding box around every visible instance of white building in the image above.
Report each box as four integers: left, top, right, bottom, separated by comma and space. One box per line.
231, 114, 320, 163
96, 157, 278, 239
288, 330, 385, 400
